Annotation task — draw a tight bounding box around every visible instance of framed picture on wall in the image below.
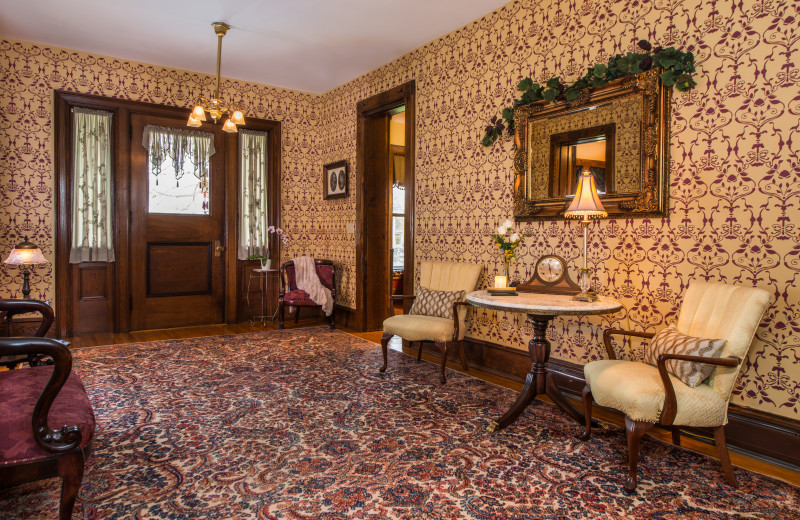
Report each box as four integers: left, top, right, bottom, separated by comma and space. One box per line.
323, 160, 348, 200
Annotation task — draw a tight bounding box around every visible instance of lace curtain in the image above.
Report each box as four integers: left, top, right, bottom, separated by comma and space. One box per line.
238, 129, 269, 260
142, 125, 215, 186
70, 108, 115, 263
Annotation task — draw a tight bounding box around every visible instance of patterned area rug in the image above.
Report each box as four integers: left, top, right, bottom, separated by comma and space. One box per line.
1, 327, 798, 519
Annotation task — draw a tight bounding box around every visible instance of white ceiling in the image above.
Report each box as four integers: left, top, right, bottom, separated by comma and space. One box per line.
1, 0, 508, 94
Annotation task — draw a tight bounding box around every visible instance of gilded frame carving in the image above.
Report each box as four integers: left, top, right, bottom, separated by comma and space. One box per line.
513, 69, 671, 220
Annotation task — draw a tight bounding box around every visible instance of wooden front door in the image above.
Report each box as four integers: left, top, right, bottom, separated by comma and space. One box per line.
129, 114, 226, 330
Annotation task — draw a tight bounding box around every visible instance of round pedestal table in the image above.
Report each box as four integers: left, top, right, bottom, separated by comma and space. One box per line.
466, 290, 622, 432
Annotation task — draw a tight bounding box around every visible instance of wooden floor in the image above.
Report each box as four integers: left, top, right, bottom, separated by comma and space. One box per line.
65, 318, 800, 487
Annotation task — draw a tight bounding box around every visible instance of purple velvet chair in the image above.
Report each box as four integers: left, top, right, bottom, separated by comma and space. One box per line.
278, 259, 336, 329
0, 301, 95, 519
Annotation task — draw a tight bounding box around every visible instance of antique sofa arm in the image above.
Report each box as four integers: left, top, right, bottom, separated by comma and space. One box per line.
0, 298, 54, 337
655, 354, 740, 426
602, 329, 655, 360
391, 295, 417, 301
0, 337, 82, 453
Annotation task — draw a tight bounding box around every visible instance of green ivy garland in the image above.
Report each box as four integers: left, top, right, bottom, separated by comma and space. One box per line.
482, 40, 697, 146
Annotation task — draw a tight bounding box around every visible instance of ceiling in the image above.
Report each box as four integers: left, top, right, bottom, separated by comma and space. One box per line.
0, 0, 508, 94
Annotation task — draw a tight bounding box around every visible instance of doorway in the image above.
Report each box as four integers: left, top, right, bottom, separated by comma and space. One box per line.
54, 91, 281, 337
356, 82, 415, 331
129, 114, 226, 330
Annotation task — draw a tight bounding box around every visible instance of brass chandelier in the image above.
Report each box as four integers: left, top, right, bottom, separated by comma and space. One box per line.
187, 22, 246, 133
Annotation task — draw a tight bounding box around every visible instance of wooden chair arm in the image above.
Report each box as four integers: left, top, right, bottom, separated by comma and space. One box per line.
452, 301, 472, 341
602, 329, 655, 360
0, 337, 81, 453
655, 355, 741, 426
0, 298, 54, 337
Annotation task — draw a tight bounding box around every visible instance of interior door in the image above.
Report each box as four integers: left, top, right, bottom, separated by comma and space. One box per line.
129, 114, 225, 330
363, 111, 393, 330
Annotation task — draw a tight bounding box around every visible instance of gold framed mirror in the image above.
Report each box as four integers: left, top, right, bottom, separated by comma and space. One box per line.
513, 69, 671, 220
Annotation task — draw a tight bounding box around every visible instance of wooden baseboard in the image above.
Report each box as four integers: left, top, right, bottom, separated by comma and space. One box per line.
454, 336, 800, 467
334, 304, 363, 331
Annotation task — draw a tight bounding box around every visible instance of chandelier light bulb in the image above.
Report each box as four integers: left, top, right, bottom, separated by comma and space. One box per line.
231, 110, 245, 125
187, 114, 202, 128
192, 104, 207, 121
222, 118, 238, 133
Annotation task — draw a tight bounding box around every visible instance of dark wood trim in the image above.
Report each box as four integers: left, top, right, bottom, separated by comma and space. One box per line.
54, 91, 280, 336
227, 120, 282, 324
355, 81, 415, 331
426, 335, 800, 467
333, 304, 361, 331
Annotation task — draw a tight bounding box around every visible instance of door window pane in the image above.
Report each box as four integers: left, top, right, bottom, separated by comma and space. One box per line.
142, 125, 215, 215
148, 160, 209, 215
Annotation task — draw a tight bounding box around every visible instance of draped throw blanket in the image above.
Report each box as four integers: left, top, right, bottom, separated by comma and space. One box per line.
294, 256, 333, 316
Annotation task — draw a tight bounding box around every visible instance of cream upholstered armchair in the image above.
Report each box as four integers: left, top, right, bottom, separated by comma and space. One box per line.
380, 261, 482, 384
579, 281, 770, 492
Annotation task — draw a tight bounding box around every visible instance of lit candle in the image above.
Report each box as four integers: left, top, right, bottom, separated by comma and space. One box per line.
494, 275, 507, 289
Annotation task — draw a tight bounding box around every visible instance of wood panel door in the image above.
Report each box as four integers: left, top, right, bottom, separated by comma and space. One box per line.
362, 111, 393, 330
130, 114, 226, 330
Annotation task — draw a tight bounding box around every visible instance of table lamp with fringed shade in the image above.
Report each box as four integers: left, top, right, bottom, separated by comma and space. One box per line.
564, 169, 607, 302
3, 236, 48, 299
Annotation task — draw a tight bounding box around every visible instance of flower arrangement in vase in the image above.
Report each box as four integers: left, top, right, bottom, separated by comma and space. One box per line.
490, 219, 532, 284
247, 226, 289, 270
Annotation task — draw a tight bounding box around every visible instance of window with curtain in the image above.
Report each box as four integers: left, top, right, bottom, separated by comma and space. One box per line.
238, 129, 269, 260
70, 108, 115, 263
142, 125, 215, 215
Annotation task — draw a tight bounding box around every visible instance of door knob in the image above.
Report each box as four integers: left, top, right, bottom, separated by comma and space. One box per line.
215, 240, 225, 256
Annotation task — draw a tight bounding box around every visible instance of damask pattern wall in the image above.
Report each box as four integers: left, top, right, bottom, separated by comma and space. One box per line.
0, 0, 797, 420
0, 39, 322, 300
317, 0, 800, 420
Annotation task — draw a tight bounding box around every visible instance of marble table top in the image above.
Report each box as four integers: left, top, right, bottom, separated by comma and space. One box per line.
466, 290, 623, 316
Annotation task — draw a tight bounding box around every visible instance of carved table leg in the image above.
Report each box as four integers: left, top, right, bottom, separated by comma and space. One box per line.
487, 315, 553, 432
545, 371, 588, 425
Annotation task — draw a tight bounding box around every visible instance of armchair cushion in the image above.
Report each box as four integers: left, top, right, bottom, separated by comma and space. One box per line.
585, 359, 728, 426
0, 366, 95, 465
643, 325, 727, 387
408, 287, 465, 320
282, 289, 317, 305
383, 314, 454, 343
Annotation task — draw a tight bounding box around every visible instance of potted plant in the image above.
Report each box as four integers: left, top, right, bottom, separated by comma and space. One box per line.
246, 226, 289, 270
247, 254, 272, 270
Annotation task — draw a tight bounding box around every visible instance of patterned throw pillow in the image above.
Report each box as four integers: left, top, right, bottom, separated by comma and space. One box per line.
408, 287, 466, 320
643, 325, 727, 388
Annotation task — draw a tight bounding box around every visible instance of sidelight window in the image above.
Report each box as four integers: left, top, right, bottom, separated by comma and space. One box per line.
70, 107, 115, 263
238, 129, 270, 260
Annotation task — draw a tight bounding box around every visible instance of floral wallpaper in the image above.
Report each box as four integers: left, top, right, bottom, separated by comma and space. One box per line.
1, 0, 798, 420
317, 0, 800, 420
0, 39, 322, 300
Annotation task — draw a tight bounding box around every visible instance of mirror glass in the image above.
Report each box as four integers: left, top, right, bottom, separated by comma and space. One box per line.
513, 69, 670, 220
551, 127, 612, 197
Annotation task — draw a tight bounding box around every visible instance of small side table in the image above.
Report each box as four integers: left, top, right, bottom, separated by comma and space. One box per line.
247, 269, 280, 326
466, 290, 622, 432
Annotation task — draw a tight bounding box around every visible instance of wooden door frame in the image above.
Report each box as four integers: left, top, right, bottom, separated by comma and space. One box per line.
53, 91, 281, 337
355, 81, 415, 331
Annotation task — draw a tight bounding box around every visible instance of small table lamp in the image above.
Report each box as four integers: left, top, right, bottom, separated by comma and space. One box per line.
564, 169, 607, 302
3, 236, 48, 299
